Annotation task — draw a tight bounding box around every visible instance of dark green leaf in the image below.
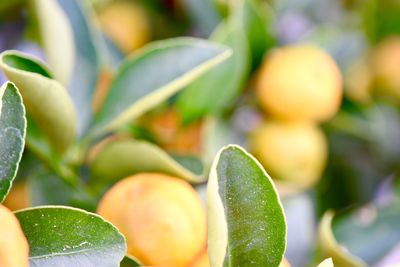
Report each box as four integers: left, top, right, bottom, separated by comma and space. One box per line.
207, 145, 286, 267
15, 206, 126, 267
0, 82, 26, 203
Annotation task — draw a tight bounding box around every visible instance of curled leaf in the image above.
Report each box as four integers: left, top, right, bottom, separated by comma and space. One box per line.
0, 51, 76, 153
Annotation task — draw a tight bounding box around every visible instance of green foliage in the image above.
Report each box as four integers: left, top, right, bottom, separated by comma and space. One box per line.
15, 206, 126, 266
207, 145, 286, 267
0, 82, 26, 202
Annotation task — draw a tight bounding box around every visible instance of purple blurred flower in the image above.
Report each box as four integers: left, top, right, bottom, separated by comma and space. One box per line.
276, 12, 313, 44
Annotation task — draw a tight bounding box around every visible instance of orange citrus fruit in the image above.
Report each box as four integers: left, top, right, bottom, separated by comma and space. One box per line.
0, 204, 29, 267
249, 120, 327, 189
256, 44, 342, 122
97, 173, 207, 267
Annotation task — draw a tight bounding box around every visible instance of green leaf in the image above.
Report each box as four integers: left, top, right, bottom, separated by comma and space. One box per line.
0, 82, 26, 203
207, 145, 286, 267
91, 37, 232, 135
89, 139, 206, 184
232, 0, 275, 68
333, 201, 400, 265
120, 255, 142, 267
56, 0, 104, 134
177, 20, 250, 124
34, 0, 75, 86
0, 51, 76, 153
15, 206, 126, 267
318, 211, 367, 267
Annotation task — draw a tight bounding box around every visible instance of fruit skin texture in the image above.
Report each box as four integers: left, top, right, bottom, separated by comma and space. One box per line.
256, 44, 342, 122
249, 120, 327, 189
372, 36, 400, 98
98, 1, 150, 54
97, 173, 207, 267
190, 249, 209, 267
0, 204, 29, 267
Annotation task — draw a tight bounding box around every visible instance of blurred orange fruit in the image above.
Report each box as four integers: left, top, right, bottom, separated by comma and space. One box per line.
98, 0, 150, 54
345, 57, 372, 103
249, 120, 327, 189
97, 173, 207, 267
372, 36, 400, 98
3, 181, 30, 211
256, 44, 342, 122
0, 204, 29, 267
144, 108, 203, 155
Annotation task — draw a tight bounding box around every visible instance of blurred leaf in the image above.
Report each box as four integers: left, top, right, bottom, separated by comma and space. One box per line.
120, 255, 142, 267
34, 0, 74, 86
318, 211, 367, 267
333, 201, 400, 265
15, 206, 126, 266
29, 172, 96, 211
92, 38, 232, 135
232, 0, 275, 68
0, 82, 26, 202
0, 51, 76, 153
56, 0, 103, 135
180, 0, 221, 36
207, 145, 286, 266
318, 258, 334, 267
177, 21, 249, 124
89, 139, 206, 184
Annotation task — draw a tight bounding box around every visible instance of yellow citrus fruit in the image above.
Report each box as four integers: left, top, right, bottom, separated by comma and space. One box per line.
0, 205, 29, 267
97, 173, 207, 267
190, 249, 209, 267
249, 120, 327, 189
372, 36, 400, 98
98, 1, 150, 54
3, 181, 30, 211
279, 257, 292, 267
256, 44, 342, 122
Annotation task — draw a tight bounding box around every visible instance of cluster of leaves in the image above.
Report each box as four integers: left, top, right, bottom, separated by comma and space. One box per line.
1, 0, 400, 266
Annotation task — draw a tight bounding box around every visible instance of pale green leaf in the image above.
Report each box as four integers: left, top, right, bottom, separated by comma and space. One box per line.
207, 145, 286, 267
89, 139, 205, 184
15, 206, 126, 267
0, 82, 26, 202
0, 50, 76, 153
34, 0, 75, 86
91, 38, 232, 135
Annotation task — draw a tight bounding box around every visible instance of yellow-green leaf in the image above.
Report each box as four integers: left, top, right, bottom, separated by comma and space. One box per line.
89, 139, 205, 184
207, 145, 286, 267
0, 50, 76, 153
318, 211, 367, 267
34, 0, 75, 86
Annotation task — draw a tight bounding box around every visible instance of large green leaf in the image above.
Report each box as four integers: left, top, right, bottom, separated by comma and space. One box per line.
0, 82, 26, 203
34, 0, 75, 86
91, 38, 232, 135
89, 139, 206, 184
318, 211, 367, 267
15, 206, 126, 267
56, 0, 104, 134
177, 21, 249, 124
207, 145, 286, 267
0, 51, 76, 153
333, 201, 400, 265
